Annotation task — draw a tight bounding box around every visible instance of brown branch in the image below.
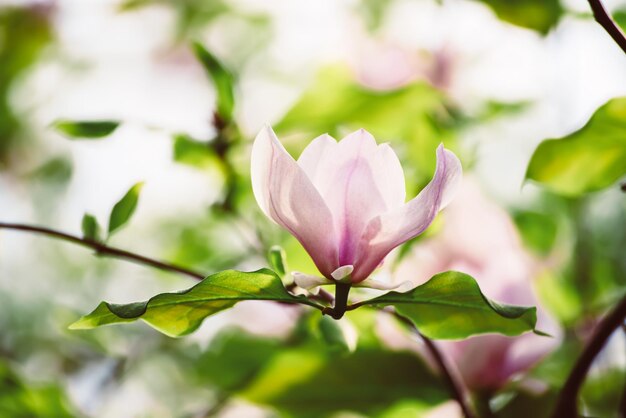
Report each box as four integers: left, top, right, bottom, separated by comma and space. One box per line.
391, 311, 476, 418
551, 295, 626, 417
588, 0, 626, 54
0, 222, 205, 281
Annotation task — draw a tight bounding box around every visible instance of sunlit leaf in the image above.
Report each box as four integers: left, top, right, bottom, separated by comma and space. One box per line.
359, 271, 538, 339
69, 269, 322, 337
192, 42, 235, 122
81, 213, 101, 242
476, 0, 563, 34
526, 98, 626, 196
52, 120, 120, 139
107, 182, 144, 236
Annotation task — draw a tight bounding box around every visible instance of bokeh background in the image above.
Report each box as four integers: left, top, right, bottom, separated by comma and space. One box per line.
0, 0, 625, 417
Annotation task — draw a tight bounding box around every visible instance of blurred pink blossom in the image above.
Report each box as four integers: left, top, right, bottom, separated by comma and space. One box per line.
394, 178, 559, 392
251, 126, 461, 284
353, 40, 457, 92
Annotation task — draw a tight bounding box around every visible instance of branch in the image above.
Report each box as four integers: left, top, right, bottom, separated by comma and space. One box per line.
0, 222, 205, 281
587, 0, 626, 54
551, 295, 626, 417
391, 311, 476, 418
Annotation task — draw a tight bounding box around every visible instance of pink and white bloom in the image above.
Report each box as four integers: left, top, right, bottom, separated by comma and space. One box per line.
251, 126, 462, 285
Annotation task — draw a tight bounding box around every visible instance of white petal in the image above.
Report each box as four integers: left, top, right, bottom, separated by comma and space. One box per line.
297, 133, 337, 183
331, 265, 354, 282
311, 129, 396, 265
251, 126, 340, 277
292, 272, 333, 290
352, 144, 462, 282
373, 143, 406, 209
353, 278, 412, 291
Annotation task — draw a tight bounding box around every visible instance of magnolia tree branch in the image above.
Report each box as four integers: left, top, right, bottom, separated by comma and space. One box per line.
391, 311, 476, 418
551, 295, 626, 417
0, 222, 205, 281
587, 0, 626, 54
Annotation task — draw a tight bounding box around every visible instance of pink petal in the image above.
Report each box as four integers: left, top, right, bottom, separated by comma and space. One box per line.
300, 129, 406, 266
251, 126, 339, 277
297, 133, 337, 184
351, 144, 462, 282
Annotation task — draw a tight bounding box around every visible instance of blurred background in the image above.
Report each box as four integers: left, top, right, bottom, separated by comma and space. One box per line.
0, 0, 625, 416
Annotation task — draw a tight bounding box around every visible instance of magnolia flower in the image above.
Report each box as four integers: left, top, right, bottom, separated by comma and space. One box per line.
251, 126, 462, 286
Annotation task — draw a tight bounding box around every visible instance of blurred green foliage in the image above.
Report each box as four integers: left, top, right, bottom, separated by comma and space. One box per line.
192, 42, 236, 123
0, 362, 75, 418
275, 66, 460, 190
192, 313, 448, 418
0, 6, 52, 165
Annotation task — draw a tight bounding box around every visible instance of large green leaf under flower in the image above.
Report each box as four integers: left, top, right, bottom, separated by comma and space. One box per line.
71, 269, 538, 340
358, 271, 538, 339
70, 269, 321, 337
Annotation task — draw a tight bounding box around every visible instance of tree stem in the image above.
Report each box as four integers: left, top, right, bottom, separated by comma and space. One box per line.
392, 312, 476, 418
551, 295, 626, 417
0, 222, 205, 281
324, 283, 351, 319
587, 0, 626, 54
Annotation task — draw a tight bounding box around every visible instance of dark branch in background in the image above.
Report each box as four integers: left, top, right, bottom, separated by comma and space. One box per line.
0, 222, 205, 281
390, 311, 476, 418
587, 0, 626, 54
551, 295, 626, 417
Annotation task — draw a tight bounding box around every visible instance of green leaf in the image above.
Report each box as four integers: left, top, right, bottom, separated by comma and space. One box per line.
476, 0, 563, 34
526, 98, 626, 196
359, 271, 538, 339
513, 210, 558, 255
81, 213, 101, 242
52, 120, 120, 139
107, 182, 143, 236
192, 42, 235, 122
69, 269, 321, 337
268, 245, 287, 277
172, 133, 222, 170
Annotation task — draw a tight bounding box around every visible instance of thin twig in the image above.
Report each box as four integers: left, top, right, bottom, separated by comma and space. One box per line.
0, 222, 205, 281
551, 295, 626, 417
587, 0, 626, 54
391, 311, 475, 418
